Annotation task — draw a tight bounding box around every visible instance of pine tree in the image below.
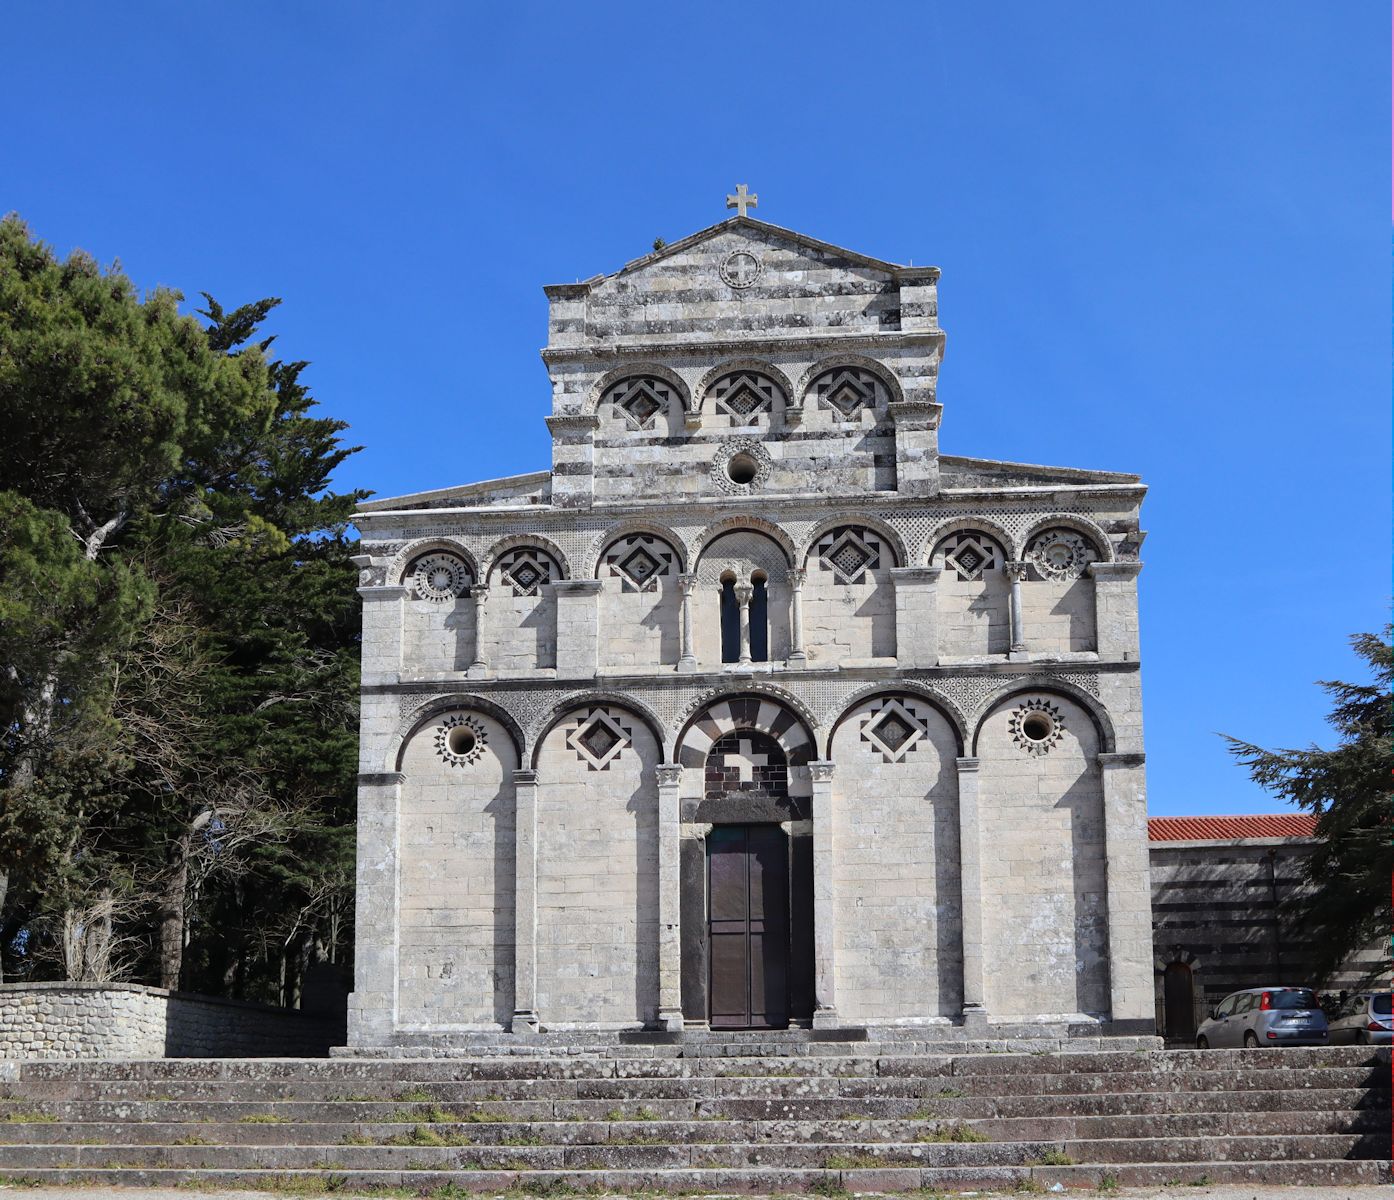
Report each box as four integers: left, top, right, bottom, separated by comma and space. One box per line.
1225, 629, 1393, 985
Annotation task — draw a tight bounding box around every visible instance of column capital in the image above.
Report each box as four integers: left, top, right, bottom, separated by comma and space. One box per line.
472, 585, 490, 603
512, 768, 539, 785
788, 566, 807, 588
889, 565, 942, 586
954, 756, 980, 774
733, 582, 754, 605
655, 764, 684, 787
358, 771, 407, 786
1088, 561, 1144, 581
677, 572, 699, 595
1004, 560, 1031, 582
551, 578, 604, 595
808, 760, 836, 783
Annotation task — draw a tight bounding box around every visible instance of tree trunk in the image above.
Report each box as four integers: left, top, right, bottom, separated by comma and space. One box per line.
158, 830, 192, 990
0, 869, 8, 984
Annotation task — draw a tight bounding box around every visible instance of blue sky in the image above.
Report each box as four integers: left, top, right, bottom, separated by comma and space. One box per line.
3, 3, 1386, 816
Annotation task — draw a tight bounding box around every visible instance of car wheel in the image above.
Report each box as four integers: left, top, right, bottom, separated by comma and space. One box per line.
1196, 1036, 1209, 1049
1243, 1031, 1259, 1048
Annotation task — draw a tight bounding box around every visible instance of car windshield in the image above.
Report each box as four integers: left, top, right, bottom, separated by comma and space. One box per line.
1268, 989, 1317, 1009
1372, 993, 1392, 1016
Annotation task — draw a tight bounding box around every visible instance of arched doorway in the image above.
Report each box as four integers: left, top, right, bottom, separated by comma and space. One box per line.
1163, 960, 1197, 1044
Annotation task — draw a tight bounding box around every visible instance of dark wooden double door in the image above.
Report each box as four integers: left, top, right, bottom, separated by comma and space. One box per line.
707, 824, 811, 1030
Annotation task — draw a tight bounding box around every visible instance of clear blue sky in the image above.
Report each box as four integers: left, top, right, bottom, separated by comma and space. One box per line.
4, 3, 1386, 816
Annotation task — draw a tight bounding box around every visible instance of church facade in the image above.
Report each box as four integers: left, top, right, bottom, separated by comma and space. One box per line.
347, 213, 1154, 1045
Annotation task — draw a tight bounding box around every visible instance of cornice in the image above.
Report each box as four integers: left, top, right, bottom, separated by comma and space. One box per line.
540, 328, 944, 365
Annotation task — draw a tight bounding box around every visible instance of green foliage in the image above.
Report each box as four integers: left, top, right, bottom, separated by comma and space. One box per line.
0, 214, 365, 1003
1225, 628, 1394, 984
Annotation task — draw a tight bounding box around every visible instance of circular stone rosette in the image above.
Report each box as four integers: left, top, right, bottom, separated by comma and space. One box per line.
434, 714, 488, 767
1026, 529, 1098, 581
411, 552, 471, 602
719, 250, 763, 289
1008, 698, 1065, 756
711, 436, 772, 495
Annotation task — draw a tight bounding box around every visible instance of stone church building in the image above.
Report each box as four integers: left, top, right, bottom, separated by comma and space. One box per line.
347, 209, 1154, 1046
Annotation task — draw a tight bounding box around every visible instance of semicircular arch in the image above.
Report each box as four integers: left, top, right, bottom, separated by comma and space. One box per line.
922, 516, 1015, 568
388, 537, 480, 588
1018, 513, 1115, 564
391, 693, 527, 772
693, 358, 795, 417
798, 513, 909, 571
795, 353, 904, 414
674, 689, 818, 770
826, 682, 967, 758
969, 678, 1117, 756
582, 520, 689, 579
691, 516, 796, 568
529, 691, 668, 769
480, 533, 571, 584
585, 363, 692, 416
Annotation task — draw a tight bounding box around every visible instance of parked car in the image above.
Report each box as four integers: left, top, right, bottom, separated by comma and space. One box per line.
1327, 992, 1393, 1045
1195, 987, 1328, 1048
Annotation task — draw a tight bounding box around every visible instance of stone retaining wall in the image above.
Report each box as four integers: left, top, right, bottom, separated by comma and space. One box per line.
0, 982, 342, 1059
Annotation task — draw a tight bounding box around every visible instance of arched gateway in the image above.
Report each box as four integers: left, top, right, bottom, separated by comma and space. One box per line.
348, 209, 1153, 1044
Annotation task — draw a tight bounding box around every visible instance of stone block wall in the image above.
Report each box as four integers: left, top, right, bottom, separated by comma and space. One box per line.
0, 983, 340, 1059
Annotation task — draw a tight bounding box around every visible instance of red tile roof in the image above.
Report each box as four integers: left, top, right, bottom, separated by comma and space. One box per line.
1148, 814, 1318, 842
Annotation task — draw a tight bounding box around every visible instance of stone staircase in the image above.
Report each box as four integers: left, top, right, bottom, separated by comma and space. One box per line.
0, 1039, 1387, 1193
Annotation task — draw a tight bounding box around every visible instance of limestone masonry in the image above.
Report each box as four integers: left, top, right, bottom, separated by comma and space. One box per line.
347, 215, 1152, 1046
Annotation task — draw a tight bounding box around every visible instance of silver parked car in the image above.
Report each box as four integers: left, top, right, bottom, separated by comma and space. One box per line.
1327, 992, 1393, 1045
1195, 986, 1328, 1048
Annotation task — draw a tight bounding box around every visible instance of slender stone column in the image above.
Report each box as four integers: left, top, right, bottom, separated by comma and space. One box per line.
676, 573, 698, 673
734, 582, 754, 666
1004, 562, 1029, 658
1098, 752, 1154, 1030
655, 764, 685, 1030
955, 756, 988, 1029
808, 761, 839, 1028
357, 584, 406, 683
787, 568, 808, 666
347, 771, 404, 1047
467, 586, 490, 678
511, 768, 540, 1033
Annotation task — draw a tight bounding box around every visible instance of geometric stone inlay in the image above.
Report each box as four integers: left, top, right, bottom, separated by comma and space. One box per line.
709, 370, 784, 424
497, 547, 560, 597
936, 531, 1006, 582
566, 708, 633, 772
814, 525, 883, 585
434, 713, 489, 768
602, 534, 678, 594
807, 365, 887, 419
604, 376, 676, 432
859, 697, 928, 763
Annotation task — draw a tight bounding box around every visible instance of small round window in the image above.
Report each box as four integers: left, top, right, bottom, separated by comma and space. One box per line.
447, 725, 477, 757
727, 453, 759, 485
434, 714, 487, 767
1009, 699, 1065, 756
1021, 713, 1053, 743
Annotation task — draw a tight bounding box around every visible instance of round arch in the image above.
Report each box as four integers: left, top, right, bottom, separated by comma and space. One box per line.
693, 358, 796, 417
388, 537, 480, 588
480, 533, 571, 584
691, 515, 797, 569
922, 516, 1015, 568
968, 678, 1117, 756
795, 352, 904, 416
797, 513, 909, 571
826, 682, 967, 758
529, 691, 668, 769
391, 693, 527, 772
674, 690, 818, 770
1017, 513, 1115, 564
584, 362, 692, 416
582, 520, 689, 579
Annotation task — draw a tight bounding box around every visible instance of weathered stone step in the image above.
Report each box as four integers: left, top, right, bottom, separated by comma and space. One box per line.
2, 1064, 1379, 1102
8, 1043, 1380, 1081
1, 1085, 1381, 1124
0, 1133, 1384, 1171
1, 1158, 1388, 1193
4, 1107, 1384, 1147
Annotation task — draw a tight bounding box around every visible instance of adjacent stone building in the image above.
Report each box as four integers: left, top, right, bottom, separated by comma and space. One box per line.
347, 212, 1154, 1046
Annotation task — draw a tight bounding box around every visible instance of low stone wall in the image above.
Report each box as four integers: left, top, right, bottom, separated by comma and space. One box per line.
0, 982, 342, 1060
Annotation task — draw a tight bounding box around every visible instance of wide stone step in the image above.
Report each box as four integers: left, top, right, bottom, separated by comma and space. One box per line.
0, 1133, 1385, 1171
3, 1106, 1384, 1147
1, 1158, 1388, 1193
3, 1064, 1379, 1103
1, 1086, 1382, 1125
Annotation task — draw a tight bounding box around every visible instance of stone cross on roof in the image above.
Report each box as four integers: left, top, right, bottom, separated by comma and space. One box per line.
726, 183, 758, 218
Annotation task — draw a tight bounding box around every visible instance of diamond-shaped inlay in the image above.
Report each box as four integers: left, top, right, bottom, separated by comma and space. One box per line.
603, 376, 673, 431
936, 532, 1005, 582
512, 563, 539, 589
860, 699, 927, 763
821, 528, 879, 584
724, 386, 762, 415
811, 366, 880, 418
566, 709, 633, 771
619, 547, 660, 584
496, 547, 558, 597
602, 534, 676, 593
710, 370, 780, 421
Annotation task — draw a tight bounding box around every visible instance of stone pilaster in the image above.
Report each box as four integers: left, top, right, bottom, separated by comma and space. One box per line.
552, 578, 602, 679
889, 566, 941, 667
347, 771, 404, 1047
955, 757, 988, 1029
887, 399, 942, 497
656, 764, 684, 1030
808, 761, 839, 1027
546, 412, 598, 509
511, 768, 540, 1033
1089, 561, 1144, 663
1098, 752, 1155, 1030
357, 585, 405, 684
